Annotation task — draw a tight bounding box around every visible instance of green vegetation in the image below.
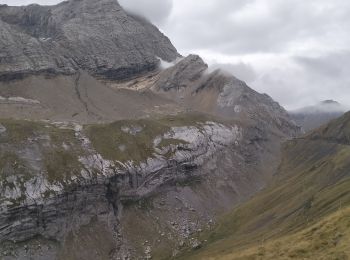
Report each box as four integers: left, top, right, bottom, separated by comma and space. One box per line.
123, 196, 156, 211
181, 113, 350, 260
310, 111, 350, 144
158, 138, 189, 150
0, 119, 42, 144
0, 151, 33, 206
0, 113, 230, 186
0, 152, 26, 177
85, 113, 223, 164
41, 126, 84, 184
175, 175, 202, 187
0, 152, 32, 184
0, 119, 84, 184
0, 119, 79, 146
201, 207, 350, 260
43, 148, 83, 183
0, 113, 230, 187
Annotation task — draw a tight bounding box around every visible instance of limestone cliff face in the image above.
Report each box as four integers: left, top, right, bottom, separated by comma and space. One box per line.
0, 116, 248, 256
0, 0, 179, 81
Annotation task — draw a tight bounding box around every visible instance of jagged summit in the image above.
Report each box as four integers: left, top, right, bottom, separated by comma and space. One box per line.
0, 0, 179, 81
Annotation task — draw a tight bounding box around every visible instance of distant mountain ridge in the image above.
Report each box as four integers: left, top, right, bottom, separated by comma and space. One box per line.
290, 100, 348, 132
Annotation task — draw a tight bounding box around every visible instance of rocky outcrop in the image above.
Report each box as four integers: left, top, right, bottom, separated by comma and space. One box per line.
0, 0, 179, 81
0, 114, 286, 259
0, 117, 241, 244
154, 55, 208, 91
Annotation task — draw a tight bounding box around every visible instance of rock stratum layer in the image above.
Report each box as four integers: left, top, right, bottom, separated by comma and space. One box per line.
0, 115, 279, 259
0, 117, 240, 240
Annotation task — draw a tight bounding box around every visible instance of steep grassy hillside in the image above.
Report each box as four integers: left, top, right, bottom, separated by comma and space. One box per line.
182, 112, 350, 259
203, 207, 350, 260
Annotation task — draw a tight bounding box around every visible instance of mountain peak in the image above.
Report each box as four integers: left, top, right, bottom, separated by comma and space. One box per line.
0, 0, 179, 81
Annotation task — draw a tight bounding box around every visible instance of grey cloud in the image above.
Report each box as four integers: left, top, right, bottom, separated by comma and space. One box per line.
119, 0, 173, 25
210, 62, 257, 84
165, 0, 350, 55
157, 0, 350, 109
251, 52, 350, 110
294, 53, 350, 78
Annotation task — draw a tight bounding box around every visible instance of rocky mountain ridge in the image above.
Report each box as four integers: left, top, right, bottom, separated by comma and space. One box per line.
0, 0, 178, 81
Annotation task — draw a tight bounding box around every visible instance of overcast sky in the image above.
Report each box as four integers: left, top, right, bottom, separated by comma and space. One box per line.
1, 0, 350, 110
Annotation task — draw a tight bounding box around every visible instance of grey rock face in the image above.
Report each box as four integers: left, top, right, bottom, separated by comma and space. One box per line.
214, 77, 299, 137
0, 119, 240, 243
0, 0, 179, 81
154, 54, 208, 91
0, 123, 5, 134
154, 55, 300, 138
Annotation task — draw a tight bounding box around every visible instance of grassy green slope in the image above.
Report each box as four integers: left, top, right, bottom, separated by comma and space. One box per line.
202, 207, 350, 260
182, 112, 350, 259
85, 112, 232, 164
0, 119, 84, 184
